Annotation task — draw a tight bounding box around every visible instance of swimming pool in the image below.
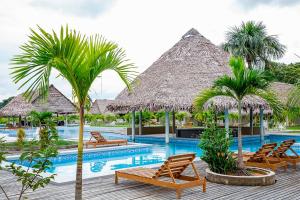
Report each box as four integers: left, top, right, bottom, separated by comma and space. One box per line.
6, 134, 300, 183
0, 126, 128, 140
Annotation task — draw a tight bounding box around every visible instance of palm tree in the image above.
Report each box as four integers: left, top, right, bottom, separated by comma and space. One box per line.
194, 57, 283, 168
223, 21, 286, 69
10, 25, 136, 200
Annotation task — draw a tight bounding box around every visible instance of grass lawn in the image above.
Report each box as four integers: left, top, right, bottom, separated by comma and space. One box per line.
3, 140, 77, 150
287, 125, 300, 131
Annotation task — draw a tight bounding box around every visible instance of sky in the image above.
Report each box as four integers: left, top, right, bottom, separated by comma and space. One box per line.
0, 0, 299, 102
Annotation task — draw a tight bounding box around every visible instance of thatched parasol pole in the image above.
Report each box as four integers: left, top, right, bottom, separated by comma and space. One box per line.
224, 108, 229, 137
172, 111, 176, 135
131, 111, 136, 141
138, 111, 142, 135
18, 115, 21, 128
250, 108, 254, 135
165, 111, 170, 143
259, 107, 264, 143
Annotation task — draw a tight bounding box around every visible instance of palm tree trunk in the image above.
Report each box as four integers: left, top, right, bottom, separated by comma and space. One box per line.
75, 105, 84, 200
237, 100, 244, 168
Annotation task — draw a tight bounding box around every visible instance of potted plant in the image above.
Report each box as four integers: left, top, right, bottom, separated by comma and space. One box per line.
199, 116, 276, 186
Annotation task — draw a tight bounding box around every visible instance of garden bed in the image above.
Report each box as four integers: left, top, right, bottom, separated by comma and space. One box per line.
205, 167, 276, 186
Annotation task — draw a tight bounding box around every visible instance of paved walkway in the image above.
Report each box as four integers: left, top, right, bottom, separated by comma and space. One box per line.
1, 161, 300, 200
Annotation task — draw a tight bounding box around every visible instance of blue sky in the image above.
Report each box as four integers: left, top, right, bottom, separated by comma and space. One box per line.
0, 0, 300, 101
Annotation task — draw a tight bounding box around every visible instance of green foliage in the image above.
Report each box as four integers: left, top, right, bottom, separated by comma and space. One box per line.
104, 114, 117, 123
30, 111, 57, 149
223, 21, 286, 69
0, 137, 6, 168
0, 137, 58, 200
16, 128, 26, 149
0, 97, 14, 109
175, 112, 187, 121
199, 119, 237, 174
266, 62, 300, 84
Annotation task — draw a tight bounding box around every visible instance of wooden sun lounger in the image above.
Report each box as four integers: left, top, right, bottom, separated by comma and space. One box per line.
272, 139, 300, 170
244, 143, 287, 172
85, 131, 127, 148
115, 153, 206, 199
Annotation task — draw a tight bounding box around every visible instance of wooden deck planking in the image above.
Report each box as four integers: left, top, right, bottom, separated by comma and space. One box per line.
0, 161, 299, 200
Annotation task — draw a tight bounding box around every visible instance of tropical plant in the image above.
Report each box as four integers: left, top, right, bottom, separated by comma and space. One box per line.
194, 57, 283, 168
223, 21, 286, 69
11, 25, 136, 199
1, 139, 58, 200
16, 128, 26, 149
30, 111, 57, 149
175, 112, 188, 122
199, 117, 237, 174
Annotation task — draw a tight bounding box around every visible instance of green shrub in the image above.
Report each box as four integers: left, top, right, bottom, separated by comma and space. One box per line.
17, 128, 26, 149
199, 121, 237, 174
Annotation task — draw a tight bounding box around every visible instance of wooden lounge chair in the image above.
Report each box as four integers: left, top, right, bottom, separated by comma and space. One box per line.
85, 131, 127, 148
244, 143, 287, 171
115, 153, 206, 199
272, 139, 300, 170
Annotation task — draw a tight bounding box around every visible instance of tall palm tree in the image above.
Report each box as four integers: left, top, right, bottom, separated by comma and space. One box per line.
223, 21, 286, 69
10, 25, 136, 200
194, 57, 283, 168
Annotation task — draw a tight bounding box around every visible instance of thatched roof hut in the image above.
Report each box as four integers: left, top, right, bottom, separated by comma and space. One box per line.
270, 82, 295, 105
90, 99, 114, 114
108, 28, 269, 113
0, 85, 77, 117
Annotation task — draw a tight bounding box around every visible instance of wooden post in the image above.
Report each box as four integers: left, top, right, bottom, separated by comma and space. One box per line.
139, 111, 142, 135
165, 111, 170, 143
224, 108, 229, 137
65, 114, 68, 126
131, 111, 136, 141
260, 107, 264, 143
18, 115, 22, 128
172, 111, 176, 135
250, 107, 253, 135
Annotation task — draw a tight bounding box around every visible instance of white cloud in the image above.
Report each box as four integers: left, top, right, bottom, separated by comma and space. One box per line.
0, 0, 299, 101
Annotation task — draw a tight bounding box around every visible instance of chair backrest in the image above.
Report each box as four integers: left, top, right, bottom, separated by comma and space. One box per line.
275, 139, 297, 156
249, 143, 277, 162
154, 153, 196, 178
90, 131, 107, 142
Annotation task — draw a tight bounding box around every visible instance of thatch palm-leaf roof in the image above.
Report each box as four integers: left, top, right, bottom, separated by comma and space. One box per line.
0, 85, 77, 117
108, 28, 270, 113
269, 82, 294, 105
90, 99, 114, 114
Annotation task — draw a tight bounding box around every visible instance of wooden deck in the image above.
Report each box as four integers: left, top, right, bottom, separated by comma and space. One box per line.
1, 161, 300, 200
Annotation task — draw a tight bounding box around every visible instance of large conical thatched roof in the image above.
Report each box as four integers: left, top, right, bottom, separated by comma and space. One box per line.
0, 85, 77, 117
90, 99, 114, 114
108, 28, 233, 112
270, 82, 295, 105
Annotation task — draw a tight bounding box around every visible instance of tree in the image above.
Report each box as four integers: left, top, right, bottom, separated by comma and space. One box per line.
10, 25, 136, 200
194, 57, 283, 168
0, 97, 14, 109
223, 21, 286, 69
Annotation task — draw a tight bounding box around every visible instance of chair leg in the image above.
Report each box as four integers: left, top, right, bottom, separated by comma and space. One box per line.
176, 189, 181, 199
115, 173, 119, 184
203, 178, 207, 192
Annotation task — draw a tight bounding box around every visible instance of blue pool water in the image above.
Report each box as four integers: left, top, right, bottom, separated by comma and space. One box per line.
0, 126, 128, 140
6, 133, 300, 183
